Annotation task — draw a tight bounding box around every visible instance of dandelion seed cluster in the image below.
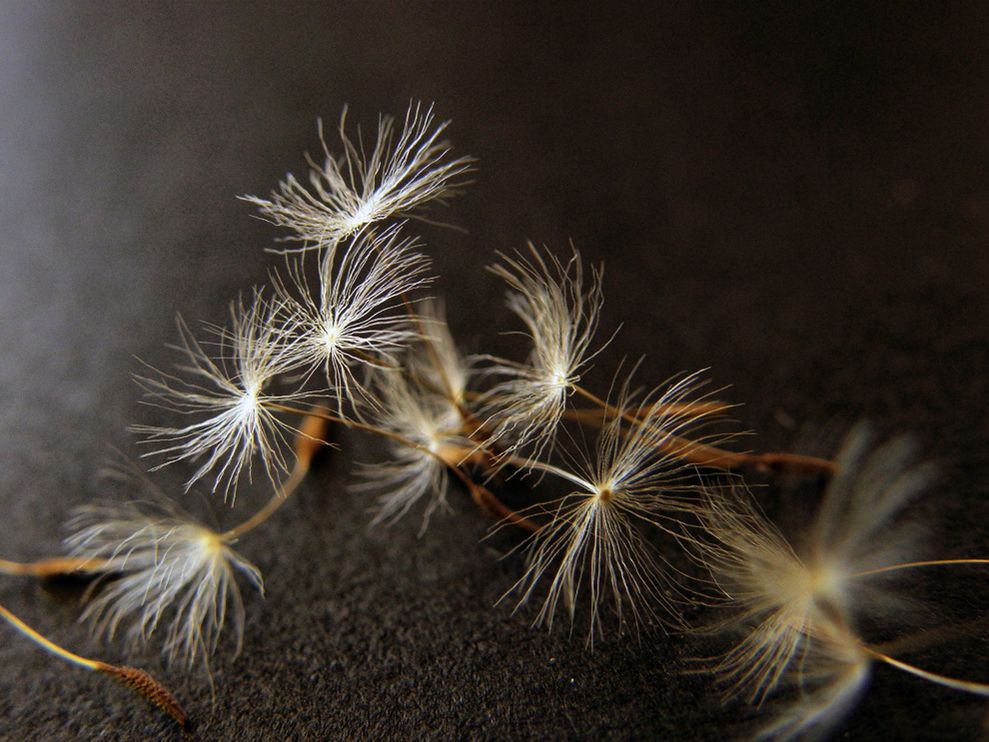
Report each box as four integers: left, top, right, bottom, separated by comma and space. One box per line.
4, 102, 987, 737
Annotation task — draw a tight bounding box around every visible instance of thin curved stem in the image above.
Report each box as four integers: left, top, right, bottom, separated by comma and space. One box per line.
502, 454, 593, 490
852, 558, 989, 579
570, 384, 836, 476
223, 463, 309, 541
223, 408, 329, 541
263, 402, 539, 532
864, 645, 989, 696
1, 601, 188, 726
0, 601, 98, 669
446, 461, 540, 533
0, 557, 109, 579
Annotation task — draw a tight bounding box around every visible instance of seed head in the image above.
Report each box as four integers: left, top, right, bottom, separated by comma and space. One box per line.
133, 290, 310, 501
507, 372, 719, 643
481, 243, 604, 459
66, 499, 263, 670
274, 224, 432, 410
243, 102, 473, 249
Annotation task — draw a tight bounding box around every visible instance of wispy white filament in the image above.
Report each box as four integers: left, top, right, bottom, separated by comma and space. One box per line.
275, 224, 432, 410
359, 370, 471, 530
65, 500, 263, 670
410, 299, 473, 406
697, 425, 935, 737
242, 102, 473, 248
755, 629, 870, 741
133, 291, 310, 502
481, 244, 604, 458
507, 373, 718, 643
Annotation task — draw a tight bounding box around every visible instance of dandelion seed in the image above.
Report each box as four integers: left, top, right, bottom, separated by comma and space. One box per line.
358, 370, 472, 530
410, 299, 473, 407
481, 243, 604, 458
696, 425, 939, 735
242, 101, 473, 248
755, 627, 870, 742
133, 290, 310, 502
506, 372, 719, 643
65, 499, 263, 670
274, 224, 432, 410
697, 494, 837, 704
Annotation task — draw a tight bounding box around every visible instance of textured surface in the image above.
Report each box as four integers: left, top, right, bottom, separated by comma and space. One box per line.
1, 3, 988, 740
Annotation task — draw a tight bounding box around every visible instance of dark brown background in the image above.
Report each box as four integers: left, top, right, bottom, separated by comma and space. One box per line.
2, 2, 989, 740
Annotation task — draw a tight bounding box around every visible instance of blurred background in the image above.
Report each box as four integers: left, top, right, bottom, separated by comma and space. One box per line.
1, 2, 988, 739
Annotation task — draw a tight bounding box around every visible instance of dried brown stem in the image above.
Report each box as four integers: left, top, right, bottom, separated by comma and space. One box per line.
570, 384, 836, 476
224, 409, 330, 541
265, 403, 537, 532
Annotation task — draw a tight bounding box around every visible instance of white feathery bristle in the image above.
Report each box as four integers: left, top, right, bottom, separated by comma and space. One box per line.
133, 290, 310, 502
698, 494, 830, 704
506, 372, 718, 643
696, 424, 936, 736
242, 101, 473, 248
755, 627, 870, 742
65, 500, 263, 670
357, 369, 470, 530
481, 243, 604, 458
274, 224, 432, 411
411, 298, 473, 406
809, 425, 934, 585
